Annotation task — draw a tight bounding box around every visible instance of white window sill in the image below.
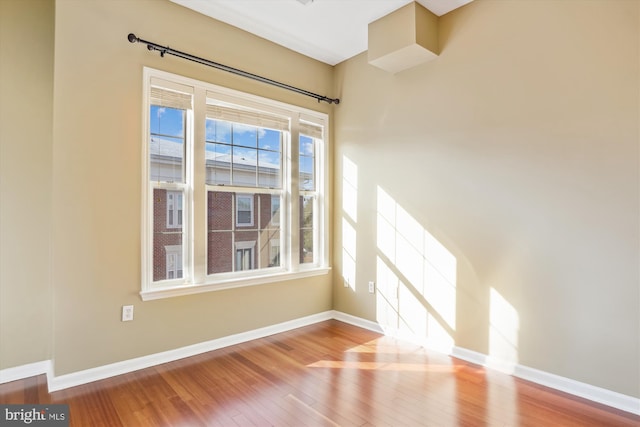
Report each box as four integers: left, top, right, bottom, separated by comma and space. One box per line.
140, 267, 331, 301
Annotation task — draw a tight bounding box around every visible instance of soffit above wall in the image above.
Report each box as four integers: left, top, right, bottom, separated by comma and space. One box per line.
169, 0, 473, 66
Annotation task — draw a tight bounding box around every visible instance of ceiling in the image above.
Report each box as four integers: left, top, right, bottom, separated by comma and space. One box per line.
170, 0, 473, 66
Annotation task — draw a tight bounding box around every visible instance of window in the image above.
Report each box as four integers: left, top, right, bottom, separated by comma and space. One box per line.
235, 194, 254, 227
235, 241, 255, 271
299, 129, 322, 265
165, 245, 183, 279
141, 68, 329, 299
166, 191, 183, 228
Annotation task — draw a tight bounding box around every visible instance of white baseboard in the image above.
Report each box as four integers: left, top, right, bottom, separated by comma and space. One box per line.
450, 346, 640, 415
514, 364, 640, 416
3, 310, 639, 416
331, 310, 385, 333
48, 310, 333, 392
332, 312, 639, 415
0, 360, 52, 385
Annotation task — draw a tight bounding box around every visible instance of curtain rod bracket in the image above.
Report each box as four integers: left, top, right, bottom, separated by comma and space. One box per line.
127, 33, 340, 105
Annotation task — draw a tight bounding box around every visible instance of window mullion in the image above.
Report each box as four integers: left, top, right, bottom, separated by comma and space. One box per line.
192, 87, 207, 284
232, 193, 236, 272
206, 184, 281, 195
257, 196, 262, 269
289, 118, 300, 271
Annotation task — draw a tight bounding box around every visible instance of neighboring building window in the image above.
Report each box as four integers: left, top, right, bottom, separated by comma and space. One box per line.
165, 245, 183, 279
235, 194, 254, 227
142, 68, 329, 299
235, 241, 255, 271
166, 191, 183, 228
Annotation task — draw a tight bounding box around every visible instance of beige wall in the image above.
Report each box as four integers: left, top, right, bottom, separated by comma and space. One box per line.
1, 0, 638, 403
0, 0, 54, 370
333, 0, 639, 398
47, 0, 333, 375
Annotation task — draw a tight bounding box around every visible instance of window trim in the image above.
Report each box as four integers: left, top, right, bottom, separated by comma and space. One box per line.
141, 67, 330, 301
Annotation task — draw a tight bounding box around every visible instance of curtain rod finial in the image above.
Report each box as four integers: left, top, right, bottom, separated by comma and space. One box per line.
128, 33, 138, 44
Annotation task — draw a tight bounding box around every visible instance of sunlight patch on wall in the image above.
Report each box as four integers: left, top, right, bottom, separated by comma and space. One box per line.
342, 218, 357, 290
489, 287, 520, 373
375, 186, 457, 352
341, 156, 358, 290
376, 256, 399, 329
342, 156, 358, 222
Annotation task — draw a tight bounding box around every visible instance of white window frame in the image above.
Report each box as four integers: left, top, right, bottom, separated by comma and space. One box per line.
141, 68, 330, 301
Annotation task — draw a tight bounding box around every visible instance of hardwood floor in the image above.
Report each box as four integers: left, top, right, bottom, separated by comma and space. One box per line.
1, 320, 638, 426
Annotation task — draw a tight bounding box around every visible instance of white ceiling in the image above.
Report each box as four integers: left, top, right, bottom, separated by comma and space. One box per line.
170, 0, 473, 66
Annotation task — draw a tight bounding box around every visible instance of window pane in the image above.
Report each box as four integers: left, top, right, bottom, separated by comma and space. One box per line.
300, 156, 315, 191
232, 146, 257, 186
206, 119, 232, 186
237, 196, 251, 211
151, 105, 184, 137
299, 135, 314, 156
236, 195, 254, 226
270, 196, 280, 226
207, 120, 281, 189
258, 150, 281, 188
259, 128, 281, 150
266, 236, 280, 268
153, 188, 183, 281
235, 232, 256, 271
233, 124, 258, 148
207, 191, 233, 274
166, 191, 183, 228
258, 194, 281, 268
300, 135, 315, 191
166, 251, 182, 279
258, 129, 281, 188
150, 106, 185, 183
206, 119, 231, 143
205, 143, 231, 185
300, 195, 315, 264
237, 211, 251, 224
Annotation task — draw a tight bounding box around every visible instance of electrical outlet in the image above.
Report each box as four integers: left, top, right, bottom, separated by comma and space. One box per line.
122, 305, 134, 322
368, 281, 375, 294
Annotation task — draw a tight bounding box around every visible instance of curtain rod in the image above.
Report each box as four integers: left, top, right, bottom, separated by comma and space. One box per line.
128, 33, 340, 105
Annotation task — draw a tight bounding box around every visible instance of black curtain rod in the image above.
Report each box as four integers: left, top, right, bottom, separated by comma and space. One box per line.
128, 33, 340, 105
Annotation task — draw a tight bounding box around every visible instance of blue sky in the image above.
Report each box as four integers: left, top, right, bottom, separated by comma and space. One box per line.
151, 105, 313, 177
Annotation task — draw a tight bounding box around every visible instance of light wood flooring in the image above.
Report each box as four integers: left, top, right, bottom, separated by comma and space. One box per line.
1, 320, 638, 426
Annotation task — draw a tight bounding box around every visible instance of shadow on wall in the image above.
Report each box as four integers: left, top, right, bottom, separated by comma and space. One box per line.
340, 155, 520, 370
